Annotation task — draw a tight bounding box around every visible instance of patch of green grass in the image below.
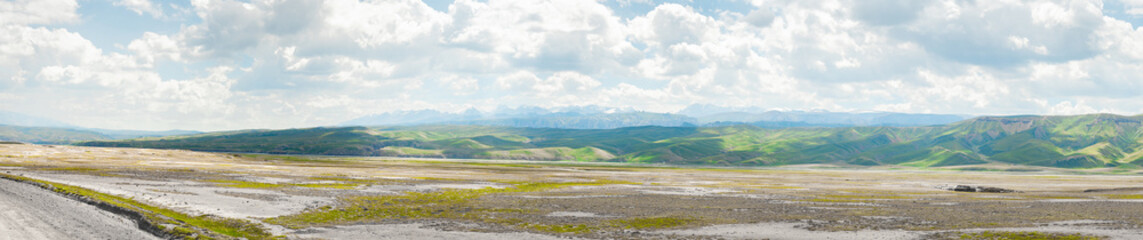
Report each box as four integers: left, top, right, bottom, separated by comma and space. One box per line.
306, 175, 379, 183
526, 223, 596, 234
41, 166, 105, 172
453, 162, 544, 168
802, 193, 914, 203
266, 179, 632, 230
291, 183, 359, 189
238, 154, 345, 164
399, 160, 544, 169
817, 194, 913, 200
381, 147, 444, 156
609, 216, 698, 229
206, 179, 360, 190
0, 173, 278, 239
957, 231, 1103, 240
806, 198, 873, 203
206, 179, 282, 189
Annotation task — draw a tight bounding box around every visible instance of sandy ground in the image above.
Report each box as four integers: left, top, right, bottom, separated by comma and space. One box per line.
19, 172, 333, 220
0, 178, 158, 240
658, 222, 921, 240
4, 144, 1143, 239
291, 223, 573, 240
658, 221, 1143, 240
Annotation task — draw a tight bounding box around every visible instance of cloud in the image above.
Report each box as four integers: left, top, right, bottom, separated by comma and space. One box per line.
900, 0, 1105, 67
441, 75, 479, 96
0, 25, 105, 85
5, 0, 1143, 131
445, 0, 636, 73
743, 7, 776, 27
1047, 100, 1098, 115
0, 0, 79, 25
323, 0, 447, 48
127, 32, 184, 66
114, 0, 164, 19
851, 0, 929, 26
1118, 0, 1143, 16
496, 71, 602, 94
629, 4, 719, 47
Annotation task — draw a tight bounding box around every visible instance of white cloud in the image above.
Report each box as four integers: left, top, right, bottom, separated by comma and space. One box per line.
496, 71, 600, 94
5, 0, 1143, 130
445, 0, 636, 72
441, 75, 479, 96
0, 0, 79, 25
1120, 0, 1143, 16
0, 25, 106, 86
851, 0, 930, 26
544, 71, 602, 92
1008, 35, 1050, 55
920, 68, 1011, 108
326, 58, 398, 86
496, 71, 539, 91
1047, 100, 1098, 115
629, 4, 719, 47
324, 0, 448, 48
128, 32, 184, 66
902, 0, 1105, 66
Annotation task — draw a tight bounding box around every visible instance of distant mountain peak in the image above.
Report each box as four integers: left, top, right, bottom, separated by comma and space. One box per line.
342, 105, 971, 129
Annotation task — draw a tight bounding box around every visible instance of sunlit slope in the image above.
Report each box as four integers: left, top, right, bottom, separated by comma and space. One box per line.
0, 125, 109, 144
78, 114, 1143, 168
943, 115, 1143, 168
0, 125, 199, 144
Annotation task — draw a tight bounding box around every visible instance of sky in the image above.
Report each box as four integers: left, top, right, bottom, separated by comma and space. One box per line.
3, 0, 1143, 131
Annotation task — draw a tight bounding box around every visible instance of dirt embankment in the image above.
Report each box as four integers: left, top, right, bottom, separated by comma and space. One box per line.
0, 177, 158, 240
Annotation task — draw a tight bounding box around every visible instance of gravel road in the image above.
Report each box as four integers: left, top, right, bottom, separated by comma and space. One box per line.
0, 178, 157, 240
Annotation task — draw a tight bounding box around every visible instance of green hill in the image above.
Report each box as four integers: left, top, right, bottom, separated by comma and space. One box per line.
0, 125, 201, 144
0, 125, 111, 144
77, 114, 1143, 169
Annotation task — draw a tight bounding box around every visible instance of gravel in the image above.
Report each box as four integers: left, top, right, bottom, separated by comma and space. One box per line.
0, 178, 158, 240
290, 223, 571, 240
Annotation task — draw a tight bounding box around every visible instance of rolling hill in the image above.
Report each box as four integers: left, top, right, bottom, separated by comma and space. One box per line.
0, 111, 74, 128
0, 111, 202, 143
78, 114, 1143, 169
339, 105, 967, 129
0, 125, 111, 144
0, 125, 202, 144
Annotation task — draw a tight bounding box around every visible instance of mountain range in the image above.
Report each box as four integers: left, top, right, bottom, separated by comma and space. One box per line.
79, 114, 1143, 169
0, 111, 201, 144
340, 104, 969, 129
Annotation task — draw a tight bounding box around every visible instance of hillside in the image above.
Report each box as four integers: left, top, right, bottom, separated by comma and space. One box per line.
339, 105, 966, 129
0, 125, 110, 144
693, 111, 966, 127
0, 125, 203, 144
454, 112, 697, 129
79, 114, 1143, 168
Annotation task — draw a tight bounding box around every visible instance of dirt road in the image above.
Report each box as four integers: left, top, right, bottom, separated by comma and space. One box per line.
0, 178, 157, 240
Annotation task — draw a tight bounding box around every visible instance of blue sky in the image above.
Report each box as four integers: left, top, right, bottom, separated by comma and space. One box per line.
3, 0, 1143, 131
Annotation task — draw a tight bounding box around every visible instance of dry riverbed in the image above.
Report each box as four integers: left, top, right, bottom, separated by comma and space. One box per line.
1, 143, 1142, 239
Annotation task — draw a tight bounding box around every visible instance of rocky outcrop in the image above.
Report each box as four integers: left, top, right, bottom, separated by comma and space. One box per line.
947, 185, 1018, 193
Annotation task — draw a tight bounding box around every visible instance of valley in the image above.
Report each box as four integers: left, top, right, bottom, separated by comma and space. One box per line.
7, 0, 1143, 239
80, 114, 1143, 169
2, 143, 1141, 239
